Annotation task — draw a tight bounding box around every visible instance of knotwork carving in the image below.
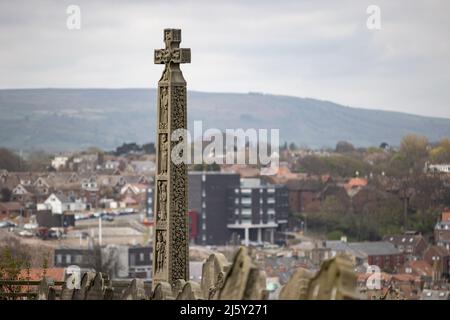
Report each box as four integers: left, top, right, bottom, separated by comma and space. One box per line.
171, 86, 186, 130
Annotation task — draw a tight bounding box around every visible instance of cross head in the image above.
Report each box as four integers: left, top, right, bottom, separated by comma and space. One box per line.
154, 29, 191, 65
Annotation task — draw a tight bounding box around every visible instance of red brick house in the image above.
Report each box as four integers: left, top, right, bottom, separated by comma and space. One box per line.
0, 201, 24, 218
423, 245, 450, 279
120, 183, 148, 207
435, 211, 450, 251
398, 260, 433, 285
383, 232, 428, 259
349, 241, 405, 272
286, 179, 322, 213
442, 211, 450, 222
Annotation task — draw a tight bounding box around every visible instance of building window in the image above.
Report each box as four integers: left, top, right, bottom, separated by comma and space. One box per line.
140, 253, 144, 261
75, 255, 82, 264
66, 255, 71, 264
56, 254, 62, 264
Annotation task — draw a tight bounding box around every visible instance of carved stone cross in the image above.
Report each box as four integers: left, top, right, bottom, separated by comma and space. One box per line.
152, 29, 190, 289
154, 29, 191, 65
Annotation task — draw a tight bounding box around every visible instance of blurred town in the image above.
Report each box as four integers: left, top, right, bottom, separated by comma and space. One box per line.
1, 135, 450, 300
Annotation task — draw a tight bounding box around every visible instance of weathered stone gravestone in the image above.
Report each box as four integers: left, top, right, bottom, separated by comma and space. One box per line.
151, 281, 174, 300
103, 287, 114, 300
121, 279, 146, 300
152, 28, 191, 289
60, 284, 75, 300
86, 272, 106, 300
37, 277, 55, 300
216, 247, 267, 300
73, 271, 96, 300
172, 279, 186, 298
201, 253, 230, 299
176, 281, 203, 300
305, 255, 359, 300
279, 267, 315, 300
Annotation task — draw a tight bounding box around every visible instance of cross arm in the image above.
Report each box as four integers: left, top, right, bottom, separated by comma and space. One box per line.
154, 48, 191, 64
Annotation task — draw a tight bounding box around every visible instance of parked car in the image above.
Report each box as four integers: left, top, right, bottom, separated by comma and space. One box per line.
0, 221, 17, 229
18, 230, 34, 237
24, 223, 38, 230
101, 215, 114, 222
75, 214, 88, 221
263, 242, 279, 249
94, 212, 108, 218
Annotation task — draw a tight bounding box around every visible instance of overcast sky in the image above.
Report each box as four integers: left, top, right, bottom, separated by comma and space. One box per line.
1, 0, 449, 118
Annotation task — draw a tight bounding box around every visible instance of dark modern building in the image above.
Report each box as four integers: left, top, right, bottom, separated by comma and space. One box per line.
188, 172, 240, 245
36, 210, 75, 228
54, 248, 98, 269
128, 246, 152, 279
188, 172, 290, 245
55, 245, 152, 279
227, 178, 289, 246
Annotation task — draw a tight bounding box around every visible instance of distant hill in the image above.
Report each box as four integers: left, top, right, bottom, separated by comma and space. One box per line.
1, 88, 450, 152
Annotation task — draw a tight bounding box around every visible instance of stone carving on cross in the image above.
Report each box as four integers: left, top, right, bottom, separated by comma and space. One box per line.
152, 28, 190, 289
154, 29, 191, 65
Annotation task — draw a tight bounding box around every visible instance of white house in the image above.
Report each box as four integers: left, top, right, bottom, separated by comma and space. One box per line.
425, 162, 450, 174
81, 176, 98, 191
103, 160, 121, 171
51, 156, 69, 170
37, 193, 86, 214
130, 161, 156, 174
120, 183, 147, 196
